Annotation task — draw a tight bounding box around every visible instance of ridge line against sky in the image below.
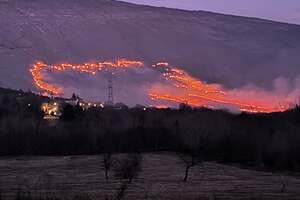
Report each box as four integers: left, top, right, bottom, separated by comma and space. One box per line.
120, 0, 300, 25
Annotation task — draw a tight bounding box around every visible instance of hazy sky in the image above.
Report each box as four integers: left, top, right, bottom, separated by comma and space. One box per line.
122, 0, 300, 25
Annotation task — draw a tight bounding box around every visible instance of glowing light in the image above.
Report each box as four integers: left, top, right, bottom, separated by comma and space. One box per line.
149, 63, 286, 113
30, 59, 291, 113
30, 59, 143, 95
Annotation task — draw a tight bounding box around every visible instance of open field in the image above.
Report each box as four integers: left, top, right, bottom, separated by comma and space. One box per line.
0, 153, 300, 200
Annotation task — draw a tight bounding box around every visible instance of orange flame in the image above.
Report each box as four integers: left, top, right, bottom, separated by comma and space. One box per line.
30, 59, 143, 95
30, 60, 290, 113
149, 63, 288, 113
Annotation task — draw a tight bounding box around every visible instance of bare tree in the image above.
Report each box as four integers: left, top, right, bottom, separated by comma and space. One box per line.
115, 153, 141, 183
114, 153, 142, 200
179, 131, 207, 182
103, 153, 112, 182
279, 175, 287, 193
179, 152, 200, 182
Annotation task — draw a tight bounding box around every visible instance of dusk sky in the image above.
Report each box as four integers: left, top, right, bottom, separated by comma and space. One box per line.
122, 0, 300, 25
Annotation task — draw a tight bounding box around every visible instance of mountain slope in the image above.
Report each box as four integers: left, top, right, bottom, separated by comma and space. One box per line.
0, 0, 300, 103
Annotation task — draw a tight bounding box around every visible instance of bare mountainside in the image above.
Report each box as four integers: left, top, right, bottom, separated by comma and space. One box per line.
0, 0, 300, 103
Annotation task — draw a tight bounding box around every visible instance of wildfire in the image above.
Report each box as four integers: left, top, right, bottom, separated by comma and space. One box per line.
30, 59, 144, 95
30, 59, 289, 113
30, 61, 62, 95
149, 63, 286, 113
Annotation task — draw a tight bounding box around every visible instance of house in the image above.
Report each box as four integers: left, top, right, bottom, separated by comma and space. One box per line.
41, 101, 62, 119
41, 96, 105, 119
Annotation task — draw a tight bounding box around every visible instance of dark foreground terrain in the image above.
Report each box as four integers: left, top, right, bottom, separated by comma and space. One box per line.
1, 87, 300, 171
1, 88, 300, 199
1, 153, 300, 200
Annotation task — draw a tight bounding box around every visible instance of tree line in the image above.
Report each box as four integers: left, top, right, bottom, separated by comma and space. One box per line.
1, 87, 300, 171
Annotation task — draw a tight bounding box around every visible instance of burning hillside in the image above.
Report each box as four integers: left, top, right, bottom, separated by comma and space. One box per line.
30, 59, 294, 113
1, 0, 300, 112
30, 59, 143, 95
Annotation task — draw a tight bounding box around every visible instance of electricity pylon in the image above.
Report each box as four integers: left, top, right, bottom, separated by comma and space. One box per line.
107, 72, 114, 106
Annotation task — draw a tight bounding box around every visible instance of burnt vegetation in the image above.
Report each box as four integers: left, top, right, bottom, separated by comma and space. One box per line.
1, 87, 300, 171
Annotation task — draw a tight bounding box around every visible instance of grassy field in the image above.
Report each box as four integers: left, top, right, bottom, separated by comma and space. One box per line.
0, 153, 300, 200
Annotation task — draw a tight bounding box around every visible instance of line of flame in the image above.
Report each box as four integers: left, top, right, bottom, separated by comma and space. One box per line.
30, 59, 144, 95
30, 60, 288, 113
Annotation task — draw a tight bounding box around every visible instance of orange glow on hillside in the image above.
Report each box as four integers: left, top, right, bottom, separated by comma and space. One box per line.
30, 59, 143, 95
150, 63, 286, 113
30, 59, 290, 113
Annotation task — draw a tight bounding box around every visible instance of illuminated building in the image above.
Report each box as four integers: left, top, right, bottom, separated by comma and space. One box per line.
41, 102, 62, 119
